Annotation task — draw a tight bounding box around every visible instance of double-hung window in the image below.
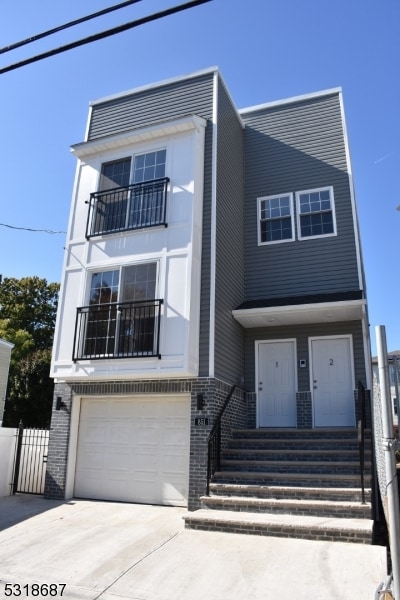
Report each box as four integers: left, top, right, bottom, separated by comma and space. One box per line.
258, 193, 294, 245
74, 263, 162, 360
87, 149, 168, 237
296, 186, 336, 240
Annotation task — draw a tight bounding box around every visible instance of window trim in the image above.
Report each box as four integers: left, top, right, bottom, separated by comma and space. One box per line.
257, 192, 295, 246
295, 186, 337, 241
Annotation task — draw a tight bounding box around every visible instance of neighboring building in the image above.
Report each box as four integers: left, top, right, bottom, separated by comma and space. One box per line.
46, 67, 371, 517
0, 339, 14, 425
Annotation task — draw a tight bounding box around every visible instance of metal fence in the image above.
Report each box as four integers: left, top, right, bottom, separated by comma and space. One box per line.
12, 422, 49, 495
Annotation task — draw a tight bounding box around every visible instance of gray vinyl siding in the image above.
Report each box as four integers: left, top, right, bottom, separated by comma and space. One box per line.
198, 124, 214, 376
88, 74, 214, 139
87, 73, 215, 377
244, 321, 366, 393
213, 78, 245, 383
242, 93, 360, 300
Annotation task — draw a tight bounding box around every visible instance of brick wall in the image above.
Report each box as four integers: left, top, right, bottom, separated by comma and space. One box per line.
45, 377, 247, 510
44, 383, 72, 499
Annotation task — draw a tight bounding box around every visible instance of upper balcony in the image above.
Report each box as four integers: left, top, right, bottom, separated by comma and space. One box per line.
85, 177, 169, 239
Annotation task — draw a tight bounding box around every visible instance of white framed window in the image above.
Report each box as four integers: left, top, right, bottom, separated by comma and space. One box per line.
258, 193, 295, 245
78, 262, 160, 359
89, 148, 168, 237
295, 186, 336, 240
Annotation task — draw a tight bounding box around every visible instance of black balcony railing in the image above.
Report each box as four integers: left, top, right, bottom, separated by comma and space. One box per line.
85, 177, 169, 238
73, 299, 163, 361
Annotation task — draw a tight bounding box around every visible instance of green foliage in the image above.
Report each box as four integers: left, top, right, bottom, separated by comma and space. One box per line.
0, 277, 59, 428
3, 349, 54, 428
0, 319, 34, 366
0, 276, 59, 349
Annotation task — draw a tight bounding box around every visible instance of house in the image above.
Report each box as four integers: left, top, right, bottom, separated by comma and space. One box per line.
0, 338, 14, 425
46, 67, 373, 540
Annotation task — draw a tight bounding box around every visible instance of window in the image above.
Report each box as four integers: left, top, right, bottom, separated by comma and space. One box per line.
296, 187, 336, 240
87, 150, 168, 237
129, 150, 167, 228
258, 194, 294, 245
76, 263, 161, 359
96, 158, 132, 233
133, 149, 166, 183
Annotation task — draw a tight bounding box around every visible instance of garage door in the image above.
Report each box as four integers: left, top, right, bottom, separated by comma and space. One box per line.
74, 395, 190, 507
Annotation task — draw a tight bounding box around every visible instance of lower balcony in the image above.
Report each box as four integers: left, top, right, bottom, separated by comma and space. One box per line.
73, 299, 163, 361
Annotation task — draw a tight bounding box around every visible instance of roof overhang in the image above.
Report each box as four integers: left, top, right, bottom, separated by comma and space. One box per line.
71, 115, 207, 158
232, 299, 366, 328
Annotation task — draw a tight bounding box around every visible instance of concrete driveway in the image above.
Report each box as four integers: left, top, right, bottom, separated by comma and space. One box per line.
0, 495, 387, 600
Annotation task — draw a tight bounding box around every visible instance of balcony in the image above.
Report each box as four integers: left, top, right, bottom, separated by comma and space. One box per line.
73, 299, 163, 361
85, 177, 169, 239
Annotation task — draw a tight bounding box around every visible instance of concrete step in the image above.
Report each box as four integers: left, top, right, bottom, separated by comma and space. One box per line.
226, 438, 368, 450
200, 495, 372, 519
209, 482, 371, 503
213, 470, 370, 488
183, 509, 374, 544
222, 448, 371, 462
231, 428, 370, 440
220, 458, 369, 475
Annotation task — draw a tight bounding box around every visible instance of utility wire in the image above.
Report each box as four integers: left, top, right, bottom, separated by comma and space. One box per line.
0, 0, 212, 75
0, 223, 66, 235
0, 0, 144, 55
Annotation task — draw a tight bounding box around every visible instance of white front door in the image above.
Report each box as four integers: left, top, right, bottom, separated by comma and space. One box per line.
257, 340, 297, 427
311, 337, 355, 427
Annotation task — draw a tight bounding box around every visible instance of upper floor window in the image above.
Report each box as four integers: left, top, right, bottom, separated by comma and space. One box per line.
296, 186, 336, 240
133, 149, 166, 183
86, 149, 169, 239
73, 263, 162, 360
258, 193, 294, 245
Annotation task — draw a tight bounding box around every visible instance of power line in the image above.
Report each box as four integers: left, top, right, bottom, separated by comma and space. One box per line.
0, 223, 66, 235
0, 0, 144, 55
0, 0, 212, 75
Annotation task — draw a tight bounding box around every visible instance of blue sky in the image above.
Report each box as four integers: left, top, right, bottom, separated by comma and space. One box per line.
0, 0, 398, 355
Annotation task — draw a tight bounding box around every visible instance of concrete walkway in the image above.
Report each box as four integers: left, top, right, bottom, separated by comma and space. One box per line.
0, 495, 387, 600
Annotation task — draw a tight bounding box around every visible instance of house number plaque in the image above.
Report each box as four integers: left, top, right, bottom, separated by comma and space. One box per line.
195, 417, 209, 426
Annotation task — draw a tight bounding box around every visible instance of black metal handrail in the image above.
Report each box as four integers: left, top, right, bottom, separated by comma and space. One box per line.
357, 380, 367, 504
85, 177, 169, 238
73, 299, 163, 361
206, 384, 237, 495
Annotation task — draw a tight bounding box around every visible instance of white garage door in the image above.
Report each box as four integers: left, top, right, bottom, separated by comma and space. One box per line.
74, 395, 190, 507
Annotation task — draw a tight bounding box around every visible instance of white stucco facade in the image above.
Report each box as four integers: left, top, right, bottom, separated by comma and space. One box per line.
51, 116, 207, 381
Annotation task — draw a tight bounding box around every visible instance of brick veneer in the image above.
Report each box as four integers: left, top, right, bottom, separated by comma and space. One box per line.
44, 377, 247, 509
45, 380, 368, 505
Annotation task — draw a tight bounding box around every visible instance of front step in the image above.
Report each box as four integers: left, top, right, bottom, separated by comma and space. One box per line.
185, 427, 374, 543
200, 494, 371, 519
183, 509, 373, 544
209, 483, 371, 503
213, 469, 369, 488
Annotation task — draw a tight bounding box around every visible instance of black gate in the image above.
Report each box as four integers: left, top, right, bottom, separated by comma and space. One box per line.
12, 421, 49, 495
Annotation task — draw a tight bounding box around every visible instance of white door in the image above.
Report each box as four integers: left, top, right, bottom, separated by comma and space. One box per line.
311, 337, 355, 427
257, 341, 297, 427
74, 395, 190, 506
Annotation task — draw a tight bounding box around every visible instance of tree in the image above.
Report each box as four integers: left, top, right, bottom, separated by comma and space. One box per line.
0, 276, 59, 349
3, 349, 54, 428
0, 277, 59, 427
